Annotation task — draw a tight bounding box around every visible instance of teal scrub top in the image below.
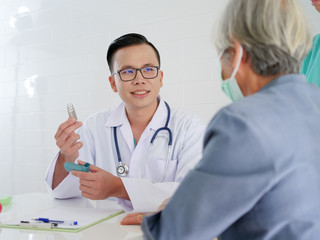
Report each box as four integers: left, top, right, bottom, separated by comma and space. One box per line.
301, 34, 320, 88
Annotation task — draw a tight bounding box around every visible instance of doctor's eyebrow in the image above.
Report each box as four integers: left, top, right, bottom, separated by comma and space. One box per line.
119, 63, 158, 70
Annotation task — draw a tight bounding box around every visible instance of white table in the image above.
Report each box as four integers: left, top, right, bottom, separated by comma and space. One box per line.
0, 193, 143, 240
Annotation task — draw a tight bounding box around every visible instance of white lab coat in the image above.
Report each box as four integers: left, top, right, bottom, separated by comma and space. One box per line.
45, 99, 205, 212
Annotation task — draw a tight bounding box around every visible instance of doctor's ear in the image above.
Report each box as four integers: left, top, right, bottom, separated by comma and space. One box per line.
109, 76, 118, 93
159, 70, 163, 87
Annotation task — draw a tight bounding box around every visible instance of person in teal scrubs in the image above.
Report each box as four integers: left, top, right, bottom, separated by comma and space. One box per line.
301, 1, 320, 87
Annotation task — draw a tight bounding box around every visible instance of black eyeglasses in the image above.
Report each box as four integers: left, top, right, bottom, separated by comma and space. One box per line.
112, 66, 160, 82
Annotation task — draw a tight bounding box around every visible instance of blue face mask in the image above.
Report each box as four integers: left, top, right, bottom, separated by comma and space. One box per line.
217, 46, 244, 102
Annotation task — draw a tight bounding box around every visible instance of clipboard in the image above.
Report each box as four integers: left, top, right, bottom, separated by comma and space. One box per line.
0, 206, 124, 232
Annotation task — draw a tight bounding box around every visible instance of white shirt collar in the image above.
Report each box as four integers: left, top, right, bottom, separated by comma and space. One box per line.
147, 98, 168, 131
105, 102, 127, 128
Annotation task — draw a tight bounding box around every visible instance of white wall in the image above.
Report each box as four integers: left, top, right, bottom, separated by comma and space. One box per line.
0, 0, 319, 196
299, 0, 320, 34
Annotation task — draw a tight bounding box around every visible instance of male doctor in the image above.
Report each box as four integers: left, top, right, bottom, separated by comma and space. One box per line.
45, 33, 205, 212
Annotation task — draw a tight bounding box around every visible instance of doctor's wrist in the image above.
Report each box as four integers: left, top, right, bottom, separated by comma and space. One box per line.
112, 177, 130, 201
58, 152, 77, 164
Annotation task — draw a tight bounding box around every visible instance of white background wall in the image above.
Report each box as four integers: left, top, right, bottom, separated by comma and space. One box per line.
0, 0, 319, 196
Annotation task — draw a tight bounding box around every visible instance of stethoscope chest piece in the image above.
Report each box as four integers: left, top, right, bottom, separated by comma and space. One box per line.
117, 162, 129, 177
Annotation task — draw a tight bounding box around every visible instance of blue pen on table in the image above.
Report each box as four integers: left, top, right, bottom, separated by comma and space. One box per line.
33, 218, 78, 226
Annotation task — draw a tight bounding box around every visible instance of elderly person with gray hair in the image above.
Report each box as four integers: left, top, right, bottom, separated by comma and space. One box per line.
140, 0, 320, 239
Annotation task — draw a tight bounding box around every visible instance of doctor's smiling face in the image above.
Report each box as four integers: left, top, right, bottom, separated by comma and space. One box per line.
109, 43, 163, 113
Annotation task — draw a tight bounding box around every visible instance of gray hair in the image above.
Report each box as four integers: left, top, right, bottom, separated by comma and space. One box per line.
215, 0, 312, 76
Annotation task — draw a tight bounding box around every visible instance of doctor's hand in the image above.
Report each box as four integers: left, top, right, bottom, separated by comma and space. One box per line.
52, 118, 83, 189
55, 118, 83, 163
120, 198, 171, 225
71, 160, 130, 201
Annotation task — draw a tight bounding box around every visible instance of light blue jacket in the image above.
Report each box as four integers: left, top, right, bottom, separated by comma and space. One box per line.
301, 34, 320, 88
142, 74, 320, 240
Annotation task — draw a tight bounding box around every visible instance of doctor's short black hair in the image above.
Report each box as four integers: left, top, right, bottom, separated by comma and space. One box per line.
106, 33, 161, 73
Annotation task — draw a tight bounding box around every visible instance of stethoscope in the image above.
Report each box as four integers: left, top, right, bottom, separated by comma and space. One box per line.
113, 102, 173, 182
